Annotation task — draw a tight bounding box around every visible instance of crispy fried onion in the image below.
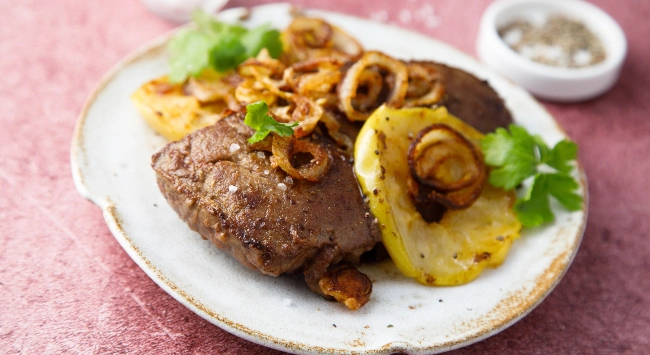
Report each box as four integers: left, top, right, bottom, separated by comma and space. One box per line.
351, 68, 383, 112
234, 50, 282, 105
236, 50, 324, 138
235, 77, 278, 106
283, 17, 363, 63
181, 72, 242, 112
338, 51, 408, 121
407, 124, 486, 210
271, 94, 323, 138
270, 134, 330, 181
319, 110, 354, 157
404, 62, 445, 108
283, 57, 343, 104
319, 265, 373, 311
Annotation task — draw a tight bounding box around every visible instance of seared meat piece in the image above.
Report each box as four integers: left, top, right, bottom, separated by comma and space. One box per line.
413, 62, 513, 134
151, 113, 381, 309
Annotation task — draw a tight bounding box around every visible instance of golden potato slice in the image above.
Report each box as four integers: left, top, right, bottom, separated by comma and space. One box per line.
354, 105, 521, 285
130, 75, 228, 141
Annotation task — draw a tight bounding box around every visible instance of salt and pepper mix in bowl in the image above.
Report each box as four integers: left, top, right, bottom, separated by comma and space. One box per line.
477, 0, 626, 102
498, 15, 606, 69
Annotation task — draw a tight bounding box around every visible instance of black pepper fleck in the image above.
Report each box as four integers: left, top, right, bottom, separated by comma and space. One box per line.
374, 150, 379, 155
387, 324, 393, 328
333, 324, 337, 327
453, 252, 457, 259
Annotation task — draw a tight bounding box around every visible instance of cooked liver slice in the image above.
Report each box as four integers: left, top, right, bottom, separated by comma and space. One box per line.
151, 113, 380, 303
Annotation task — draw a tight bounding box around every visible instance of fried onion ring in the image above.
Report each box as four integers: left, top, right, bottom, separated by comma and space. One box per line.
330, 26, 363, 61
407, 124, 486, 209
234, 77, 277, 106
234, 49, 287, 105
283, 17, 363, 63
271, 135, 330, 181
238, 55, 325, 138
293, 96, 323, 137
287, 16, 332, 48
338, 51, 408, 121
237, 49, 287, 94
181, 71, 242, 112
404, 62, 445, 108
351, 68, 383, 112
283, 57, 344, 100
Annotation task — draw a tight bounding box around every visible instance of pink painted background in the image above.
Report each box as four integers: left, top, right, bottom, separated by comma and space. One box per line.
1, 0, 649, 354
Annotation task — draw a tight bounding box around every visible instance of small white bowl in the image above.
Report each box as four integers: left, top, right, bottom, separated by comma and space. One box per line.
476, 0, 627, 102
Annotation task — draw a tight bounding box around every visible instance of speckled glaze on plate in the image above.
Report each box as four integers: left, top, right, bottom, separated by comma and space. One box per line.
71, 3, 587, 354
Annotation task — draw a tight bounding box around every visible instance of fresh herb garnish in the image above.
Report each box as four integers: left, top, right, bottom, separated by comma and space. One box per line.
480, 125, 583, 228
244, 101, 298, 143
167, 9, 282, 83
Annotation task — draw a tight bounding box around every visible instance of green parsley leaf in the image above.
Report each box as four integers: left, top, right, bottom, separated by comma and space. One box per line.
208, 33, 247, 72
192, 8, 246, 35
546, 140, 578, 173
167, 29, 213, 83
244, 101, 298, 143
480, 125, 539, 190
481, 124, 583, 228
546, 173, 583, 211
167, 9, 283, 83
240, 25, 282, 59
514, 174, 555, 227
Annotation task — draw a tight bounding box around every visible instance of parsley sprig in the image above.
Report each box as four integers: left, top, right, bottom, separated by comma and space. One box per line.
480, 125, 583, 228
167, 10, 282, 83
244, 101, 298, 143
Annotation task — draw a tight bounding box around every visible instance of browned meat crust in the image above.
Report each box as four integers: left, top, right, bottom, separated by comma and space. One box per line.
151, 113, 381, 303
411, 61, 514, 134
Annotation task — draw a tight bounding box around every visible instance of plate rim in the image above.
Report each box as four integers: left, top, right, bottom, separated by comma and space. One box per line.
70, 3, 588, 354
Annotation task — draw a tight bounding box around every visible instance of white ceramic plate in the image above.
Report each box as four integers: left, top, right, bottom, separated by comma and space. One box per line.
71, 4, 587, 354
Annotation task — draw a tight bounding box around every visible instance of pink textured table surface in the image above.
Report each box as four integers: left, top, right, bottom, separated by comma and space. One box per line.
1, 0, 649, 354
